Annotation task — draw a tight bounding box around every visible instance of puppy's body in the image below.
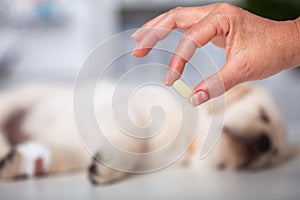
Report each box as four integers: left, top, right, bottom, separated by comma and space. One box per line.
0, 82, 287, 184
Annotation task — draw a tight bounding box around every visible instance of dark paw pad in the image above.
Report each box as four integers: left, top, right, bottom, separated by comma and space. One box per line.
89, 164, 99, 175
0, 149, 16, 170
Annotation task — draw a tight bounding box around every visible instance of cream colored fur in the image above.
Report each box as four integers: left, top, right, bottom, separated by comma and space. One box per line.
0, 82, 288, 184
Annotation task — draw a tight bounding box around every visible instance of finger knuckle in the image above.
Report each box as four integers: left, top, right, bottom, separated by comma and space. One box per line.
215, 2, 238, 14
182, 31, 198, 46
216, 3, 243, 18
168, 7, 183, 18
212, 3, 243, 33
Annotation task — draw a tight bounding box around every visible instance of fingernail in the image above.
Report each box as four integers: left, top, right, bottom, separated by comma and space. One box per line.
189, 91, 209, 107
132, 43, 141, 57
164, 69, 180, 86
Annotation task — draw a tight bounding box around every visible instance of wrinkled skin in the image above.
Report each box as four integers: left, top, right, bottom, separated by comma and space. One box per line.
132, 3, 300, 106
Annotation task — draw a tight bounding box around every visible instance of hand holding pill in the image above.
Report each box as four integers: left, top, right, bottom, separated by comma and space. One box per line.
132, 3, 300, 106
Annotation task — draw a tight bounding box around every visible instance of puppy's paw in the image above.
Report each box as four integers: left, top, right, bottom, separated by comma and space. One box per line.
0, 141, 51, 180
0, 149, 24, 179
88, 153, 128, 185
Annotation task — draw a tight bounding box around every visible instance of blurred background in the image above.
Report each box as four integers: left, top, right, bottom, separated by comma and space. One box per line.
0, 0, 299, 136
0, 0, 300, 199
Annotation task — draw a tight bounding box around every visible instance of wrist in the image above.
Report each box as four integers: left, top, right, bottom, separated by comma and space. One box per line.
291, 17, 300, 68
279, 18, 300, 70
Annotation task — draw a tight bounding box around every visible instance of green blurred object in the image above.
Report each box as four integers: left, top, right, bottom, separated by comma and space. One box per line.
239, 0, 300, 20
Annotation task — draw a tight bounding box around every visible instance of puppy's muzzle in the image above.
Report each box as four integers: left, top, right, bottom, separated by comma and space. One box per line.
256, 134, 271, 153
243, 133, 271, 158
223, 127, 272, 168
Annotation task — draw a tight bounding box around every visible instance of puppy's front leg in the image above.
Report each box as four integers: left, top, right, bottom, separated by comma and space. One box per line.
87, 129, 147, 185
0, 131, 10, 159
0, 141, 52, 179
88, 152, 129, 185
0, 141, 90, 180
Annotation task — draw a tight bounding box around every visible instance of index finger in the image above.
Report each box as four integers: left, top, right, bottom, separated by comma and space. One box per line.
131, 13, 167, 42
132, 5, 214, 57
165, 14, 220, 85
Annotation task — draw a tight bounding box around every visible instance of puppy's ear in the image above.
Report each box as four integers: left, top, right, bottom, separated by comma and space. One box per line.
207, 85, 253, 115
259, 107, 270, 124
222, 125, 231, 134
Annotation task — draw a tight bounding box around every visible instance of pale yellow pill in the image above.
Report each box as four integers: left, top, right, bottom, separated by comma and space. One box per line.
173, 79, 192, 98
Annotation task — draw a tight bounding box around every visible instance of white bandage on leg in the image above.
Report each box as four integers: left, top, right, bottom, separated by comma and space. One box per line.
16, 141, 51, 176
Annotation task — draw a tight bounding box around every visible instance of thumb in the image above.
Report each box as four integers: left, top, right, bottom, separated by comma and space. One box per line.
189, 64, 243, 106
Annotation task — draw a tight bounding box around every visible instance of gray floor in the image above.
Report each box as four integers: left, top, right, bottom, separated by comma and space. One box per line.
0, 110, 300, 200
1, 157, 300, 200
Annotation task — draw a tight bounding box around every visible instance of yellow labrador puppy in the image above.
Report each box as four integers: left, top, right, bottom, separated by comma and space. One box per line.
0, 82, 287, 184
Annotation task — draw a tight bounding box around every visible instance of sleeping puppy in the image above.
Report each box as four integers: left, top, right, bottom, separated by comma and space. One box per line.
0, 82, 288, 184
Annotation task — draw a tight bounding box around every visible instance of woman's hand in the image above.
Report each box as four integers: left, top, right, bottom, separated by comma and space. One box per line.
131, 3, 300, 106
